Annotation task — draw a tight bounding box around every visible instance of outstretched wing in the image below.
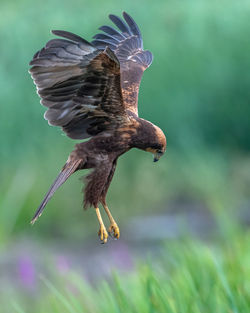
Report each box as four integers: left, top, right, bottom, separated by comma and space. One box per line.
29, 31, 127, 139
92, 12, 153, 116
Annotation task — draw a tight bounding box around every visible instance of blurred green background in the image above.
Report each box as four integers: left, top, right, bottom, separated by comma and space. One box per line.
0, 0, 250, 312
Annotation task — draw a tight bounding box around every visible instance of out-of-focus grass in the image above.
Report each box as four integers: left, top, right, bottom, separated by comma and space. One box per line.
4, 227, 250, 313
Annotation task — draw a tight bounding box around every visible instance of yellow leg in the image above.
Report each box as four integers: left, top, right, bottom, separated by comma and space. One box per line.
102, 203, 120, 239
95, 207, 108, 244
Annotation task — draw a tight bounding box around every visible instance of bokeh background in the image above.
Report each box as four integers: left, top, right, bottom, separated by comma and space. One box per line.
0, 0, 250, 312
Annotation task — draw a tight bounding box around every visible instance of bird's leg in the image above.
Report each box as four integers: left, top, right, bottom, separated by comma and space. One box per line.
95, 207, 108, 244
102, 202, 120, 239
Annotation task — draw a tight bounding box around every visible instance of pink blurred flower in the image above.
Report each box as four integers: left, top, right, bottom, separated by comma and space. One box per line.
18, 255, 35, 289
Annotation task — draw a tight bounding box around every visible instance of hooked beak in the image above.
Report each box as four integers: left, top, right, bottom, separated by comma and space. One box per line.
153, 152, 161, 162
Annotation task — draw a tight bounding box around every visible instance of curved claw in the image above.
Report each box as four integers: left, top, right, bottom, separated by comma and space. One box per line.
98, 225, 109, 244
108, 223, 120, 239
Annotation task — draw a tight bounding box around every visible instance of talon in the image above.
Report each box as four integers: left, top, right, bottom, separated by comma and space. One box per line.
98, 225, 109, 244
102, 203, 120, 240
108, 223, 120, 239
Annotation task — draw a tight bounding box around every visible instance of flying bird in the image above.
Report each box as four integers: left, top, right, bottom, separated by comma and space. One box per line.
29, 12, 166, 243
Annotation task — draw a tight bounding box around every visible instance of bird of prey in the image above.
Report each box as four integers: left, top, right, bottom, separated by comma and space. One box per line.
29, 12, 166, 243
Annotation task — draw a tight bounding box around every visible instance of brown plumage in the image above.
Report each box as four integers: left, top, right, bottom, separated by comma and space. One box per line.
29, 12, 166, 243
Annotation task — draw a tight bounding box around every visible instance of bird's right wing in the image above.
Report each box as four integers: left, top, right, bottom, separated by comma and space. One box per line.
29, 31, 128, 139
92, 12, 153, 116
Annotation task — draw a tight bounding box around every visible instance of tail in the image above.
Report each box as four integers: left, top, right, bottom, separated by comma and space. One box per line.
31, 159, 83, 225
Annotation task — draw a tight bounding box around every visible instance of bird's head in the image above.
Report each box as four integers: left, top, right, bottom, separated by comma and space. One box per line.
145, 125, 166, 162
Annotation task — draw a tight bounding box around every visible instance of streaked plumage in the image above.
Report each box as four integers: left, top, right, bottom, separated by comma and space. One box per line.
29, 12, 166, 243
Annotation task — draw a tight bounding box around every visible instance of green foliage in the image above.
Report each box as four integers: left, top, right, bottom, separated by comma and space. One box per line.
4, 229, 250, 313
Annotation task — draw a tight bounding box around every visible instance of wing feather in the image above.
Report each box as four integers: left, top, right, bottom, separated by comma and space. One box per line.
29, 32, 127, 139
99, 25, 126, 39
109, 14, 132, 35
92, 12, 153, 115
51, 30, 92, 46
122, 12, 141, 37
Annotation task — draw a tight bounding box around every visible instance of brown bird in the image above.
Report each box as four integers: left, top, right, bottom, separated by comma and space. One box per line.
29, 12, 166, 243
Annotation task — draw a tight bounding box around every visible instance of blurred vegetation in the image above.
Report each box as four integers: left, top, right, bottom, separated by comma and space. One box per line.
1, 226, 249, 313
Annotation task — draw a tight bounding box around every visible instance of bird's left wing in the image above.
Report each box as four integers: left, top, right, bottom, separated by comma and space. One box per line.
29, 31, 127, 139
92, 12, 153, 116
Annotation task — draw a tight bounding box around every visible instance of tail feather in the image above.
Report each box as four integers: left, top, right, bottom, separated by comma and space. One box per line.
31, 159, 82, 225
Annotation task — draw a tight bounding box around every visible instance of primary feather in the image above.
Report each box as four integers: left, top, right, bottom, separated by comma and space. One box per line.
92, 12, 153, 115
30, 35, 126, 139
